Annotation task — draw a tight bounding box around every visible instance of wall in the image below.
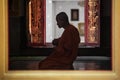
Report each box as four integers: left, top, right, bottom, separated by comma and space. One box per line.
46, 0, 85, 43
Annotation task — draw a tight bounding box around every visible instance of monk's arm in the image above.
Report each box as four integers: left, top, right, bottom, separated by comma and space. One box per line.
52, 38, 60, 46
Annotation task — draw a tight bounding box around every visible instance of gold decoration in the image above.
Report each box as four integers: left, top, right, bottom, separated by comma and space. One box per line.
29, 0, 45, 44
87, 0, 99, 43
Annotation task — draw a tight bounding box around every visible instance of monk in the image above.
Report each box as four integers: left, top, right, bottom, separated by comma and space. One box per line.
39, 12, 80, 70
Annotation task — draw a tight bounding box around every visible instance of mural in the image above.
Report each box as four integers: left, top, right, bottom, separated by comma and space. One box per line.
28, 0, 45, 46
86, 0, 100, 44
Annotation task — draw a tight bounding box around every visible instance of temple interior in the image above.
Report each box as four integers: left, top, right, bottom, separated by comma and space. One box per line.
9, 0, 112, 70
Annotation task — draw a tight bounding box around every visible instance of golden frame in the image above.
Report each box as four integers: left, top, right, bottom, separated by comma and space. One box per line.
0, 0, 120, 80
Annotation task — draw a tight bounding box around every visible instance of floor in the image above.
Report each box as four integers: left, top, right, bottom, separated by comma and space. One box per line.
9, 56, 111, 70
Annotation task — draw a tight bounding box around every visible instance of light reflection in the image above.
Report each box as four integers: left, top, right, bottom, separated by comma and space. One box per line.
49, 0, 52, 3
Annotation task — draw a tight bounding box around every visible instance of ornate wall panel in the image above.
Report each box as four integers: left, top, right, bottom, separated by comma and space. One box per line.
85, 0, 100, 45
28, 0, 45, 46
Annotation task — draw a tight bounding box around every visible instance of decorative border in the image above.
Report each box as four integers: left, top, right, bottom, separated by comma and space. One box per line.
28, 0, 46, 46
0, 0, 120, 80
85, 0, 100, 45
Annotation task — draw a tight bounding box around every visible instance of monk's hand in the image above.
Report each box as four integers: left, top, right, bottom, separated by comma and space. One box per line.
52, 39, 59, 46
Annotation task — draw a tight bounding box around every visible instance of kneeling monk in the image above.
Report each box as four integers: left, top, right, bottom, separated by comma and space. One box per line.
39, 12, 80, 70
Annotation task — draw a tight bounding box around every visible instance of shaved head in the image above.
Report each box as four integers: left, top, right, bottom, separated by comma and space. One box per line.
56, 12, 69, 23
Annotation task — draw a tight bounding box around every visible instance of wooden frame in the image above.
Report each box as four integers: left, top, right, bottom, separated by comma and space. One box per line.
71, 9, 79, 21
0, 0, 120, 80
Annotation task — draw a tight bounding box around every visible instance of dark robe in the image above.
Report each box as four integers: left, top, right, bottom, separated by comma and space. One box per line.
39, 24, 80, 70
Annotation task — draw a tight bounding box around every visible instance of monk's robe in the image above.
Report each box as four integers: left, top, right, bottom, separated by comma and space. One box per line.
39, 24, 80, 70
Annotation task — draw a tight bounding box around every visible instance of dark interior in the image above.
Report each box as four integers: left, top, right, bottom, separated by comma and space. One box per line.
8, 0, 112, 70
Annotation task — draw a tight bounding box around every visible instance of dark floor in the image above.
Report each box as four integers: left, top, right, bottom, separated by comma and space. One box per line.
9, 56, 112, 70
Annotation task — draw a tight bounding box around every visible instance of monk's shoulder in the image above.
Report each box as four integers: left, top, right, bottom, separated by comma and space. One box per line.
69, 25, 78, 33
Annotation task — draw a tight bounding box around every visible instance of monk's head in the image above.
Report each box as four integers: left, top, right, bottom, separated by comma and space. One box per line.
56, 12, 69, 29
